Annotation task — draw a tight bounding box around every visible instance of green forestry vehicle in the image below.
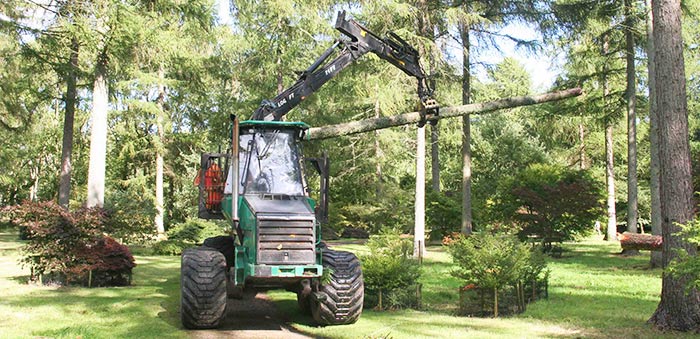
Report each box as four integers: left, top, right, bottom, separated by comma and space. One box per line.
181, 11, 438, 329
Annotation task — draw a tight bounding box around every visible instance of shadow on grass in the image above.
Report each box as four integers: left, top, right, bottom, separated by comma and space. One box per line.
272, 295, 317, 327
9, 274, 30, 284
554, 242, 659, 276
0, 232, 21, 242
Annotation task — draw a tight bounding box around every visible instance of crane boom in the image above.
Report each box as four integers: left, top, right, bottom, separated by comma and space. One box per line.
251, 11, 438, 125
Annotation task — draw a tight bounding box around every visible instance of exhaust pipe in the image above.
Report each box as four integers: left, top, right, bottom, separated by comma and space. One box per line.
230, 115, 242, 242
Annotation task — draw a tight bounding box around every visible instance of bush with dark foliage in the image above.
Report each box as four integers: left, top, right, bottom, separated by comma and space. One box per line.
495, 164, 604, 242
8, 201, 136, 286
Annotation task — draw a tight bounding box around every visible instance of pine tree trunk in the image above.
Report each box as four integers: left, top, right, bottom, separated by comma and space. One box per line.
374, 97, 383, 198
29, 162, 39, 201
493, 287, 499, 317
625, 0, 639, 236
460, 20, 473, 235
605, 123, 617, 241
648, 0, 700, 331
58, 38, 78, 209
277, 55, 283, 96
414, 126, 426, 259
86, 52, 109, 208
276, 20, 284, 97
154, 66, 166, 238
428, 36, 439, 193
430, 124, 440, 192
578, 123, 586, 170
167, 175, 175, 218
646, 0, 663, 268
418, 2, 440, 194
603, 35, 617, 242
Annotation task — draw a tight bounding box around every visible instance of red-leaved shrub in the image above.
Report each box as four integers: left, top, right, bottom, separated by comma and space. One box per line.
8, 201, 136, 286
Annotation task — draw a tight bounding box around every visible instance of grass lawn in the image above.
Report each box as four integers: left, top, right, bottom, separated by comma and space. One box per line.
0, 231, 697, 338
0, 232, 185, 338
269, 238, 697, 339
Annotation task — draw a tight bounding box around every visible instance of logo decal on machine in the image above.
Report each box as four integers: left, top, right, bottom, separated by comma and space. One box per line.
277, 93, 294, 107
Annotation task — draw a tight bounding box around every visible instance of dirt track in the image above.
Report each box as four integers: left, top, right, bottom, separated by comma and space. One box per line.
189, 289, 312, 339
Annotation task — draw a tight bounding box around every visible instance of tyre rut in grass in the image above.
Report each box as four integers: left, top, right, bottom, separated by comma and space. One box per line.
181, 247, 227, 329
312, 249, 364, 325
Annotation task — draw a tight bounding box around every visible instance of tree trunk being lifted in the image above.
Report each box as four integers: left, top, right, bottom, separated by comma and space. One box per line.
307, 88, 582, 140
619, 232, 662, 251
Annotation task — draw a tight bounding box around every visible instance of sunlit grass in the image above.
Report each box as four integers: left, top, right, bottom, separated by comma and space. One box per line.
271, 237, 696, 339
0, 232, 185, 339
0, 232, 697, 338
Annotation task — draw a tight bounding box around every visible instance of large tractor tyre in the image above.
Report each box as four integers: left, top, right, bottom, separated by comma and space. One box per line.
297, 292, 311, 315
311, 250, 364, 325
180, 247, 227, 329
202, 236, 242, 299
203, 236, 235, 268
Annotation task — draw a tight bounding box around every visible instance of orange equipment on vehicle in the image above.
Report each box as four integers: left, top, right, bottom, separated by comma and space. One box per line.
194, 162, 224, 211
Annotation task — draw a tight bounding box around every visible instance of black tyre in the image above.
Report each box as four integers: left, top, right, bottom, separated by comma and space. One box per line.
311, 250, 364, 325
203, 236, 242, 299
180, 247, 227, 329
203, 235, 235, 267
297, 291, 311, 315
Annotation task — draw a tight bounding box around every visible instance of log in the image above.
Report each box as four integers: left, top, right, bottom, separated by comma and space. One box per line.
618, 232, 662, 251
307, 88, 583, 140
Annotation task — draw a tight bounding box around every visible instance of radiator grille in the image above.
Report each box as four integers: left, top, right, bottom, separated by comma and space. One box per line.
257, 218, 315, 265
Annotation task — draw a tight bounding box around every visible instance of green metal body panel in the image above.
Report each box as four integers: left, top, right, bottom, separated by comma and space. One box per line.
239, 120, 311, 130
220, 121, 323, 288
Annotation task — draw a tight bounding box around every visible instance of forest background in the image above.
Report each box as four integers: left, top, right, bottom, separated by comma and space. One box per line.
1, 0, 699, 245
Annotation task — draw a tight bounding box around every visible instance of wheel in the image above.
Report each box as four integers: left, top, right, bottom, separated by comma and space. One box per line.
311, 250, 364, 325
203, 236, 235, 268
227, 284, 244, 299
180, 247, 227, 329
203, 236, 242, 299
297, 291, 311, 315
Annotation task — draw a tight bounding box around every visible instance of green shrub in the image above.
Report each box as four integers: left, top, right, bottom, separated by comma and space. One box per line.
448, 233, 529, 291
447, 231, 549, 316
0, 207, 14, 231
668, 219, 700, 291
167, 219, 226, 244
105, 174, 158, 243
361, 229, 421, 310
331, 183, 414, 235
152, 239, 189, 256
0, 205, 28, 238
426, 191, 461, 240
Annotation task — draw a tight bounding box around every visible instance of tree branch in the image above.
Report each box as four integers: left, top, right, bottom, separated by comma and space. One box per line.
307, 88, 583, 140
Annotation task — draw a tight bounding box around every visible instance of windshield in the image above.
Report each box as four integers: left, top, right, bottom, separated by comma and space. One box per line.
239, 129, 305, 195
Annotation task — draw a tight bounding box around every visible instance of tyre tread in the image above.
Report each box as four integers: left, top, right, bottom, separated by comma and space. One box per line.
312, 250, 364, 325
180, 247, 227, 329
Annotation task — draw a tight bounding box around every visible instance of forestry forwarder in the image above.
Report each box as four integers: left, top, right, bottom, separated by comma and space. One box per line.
181, 11, 438, 329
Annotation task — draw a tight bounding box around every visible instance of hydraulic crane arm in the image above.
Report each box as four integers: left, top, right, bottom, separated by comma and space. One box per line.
251, 11, 438, 125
